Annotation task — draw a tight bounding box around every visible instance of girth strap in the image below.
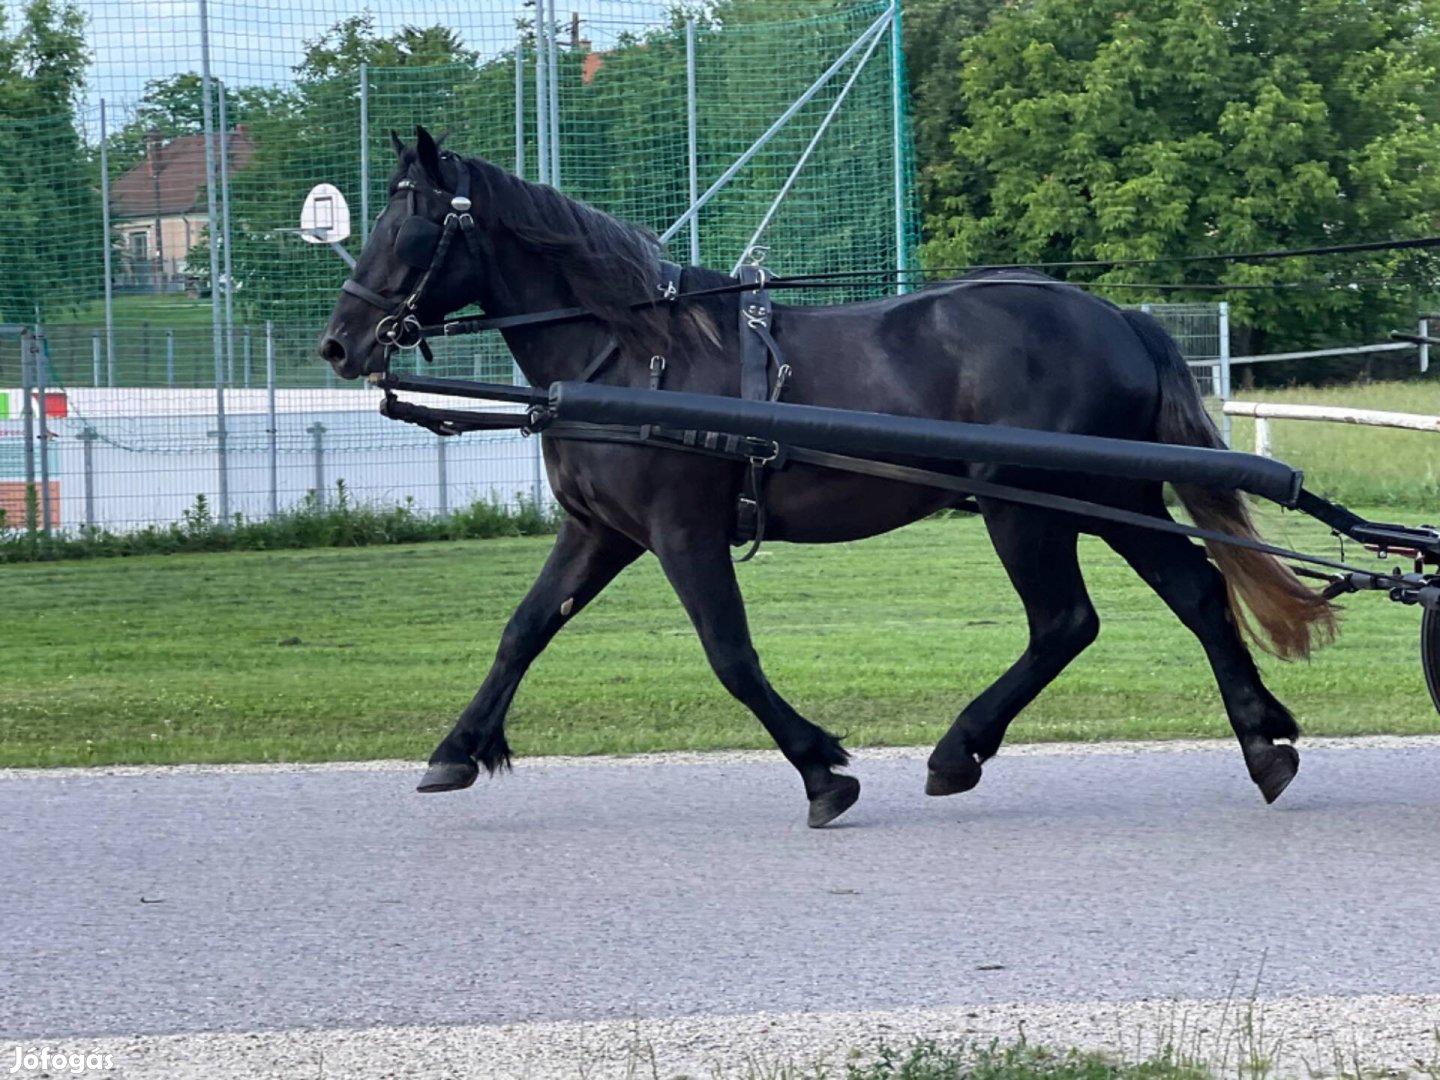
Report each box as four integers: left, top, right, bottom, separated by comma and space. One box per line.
737, 264, 775, 402
733, 264, 788, 562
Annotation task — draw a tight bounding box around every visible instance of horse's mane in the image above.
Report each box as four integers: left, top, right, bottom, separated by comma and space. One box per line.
414, 150, 667, 353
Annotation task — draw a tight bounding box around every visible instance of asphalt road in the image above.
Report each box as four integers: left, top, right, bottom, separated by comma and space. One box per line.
4, 741, 1440, 1041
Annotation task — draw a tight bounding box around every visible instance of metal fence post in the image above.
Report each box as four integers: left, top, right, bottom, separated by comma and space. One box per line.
166, 329, 175, 386
536, 10, 549, 185
266, 320, 278, 519
19, 328, 35, 538
35, 326, 51, 537
79, 426, 98, 529
219, 82, 237, 389
1420, 316, 1429, 374
199, 0, 230, 522
546, 0, 560, 186
92, 331, 102, 387
359, 61, 370, 247
309, 422, 326, 507
1218, 301, 1232, 446
99, 97, 116, 388
1254, 417, 1271, 459
514, 49, 525, 179
686, 19, 700, 266
890, 0, 907, 293
243, 324, 252, 388
437, 435, 448, 516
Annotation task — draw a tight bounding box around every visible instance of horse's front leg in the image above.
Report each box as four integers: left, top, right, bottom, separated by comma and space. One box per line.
418, 517, 643, 792
650, 531, 859, 827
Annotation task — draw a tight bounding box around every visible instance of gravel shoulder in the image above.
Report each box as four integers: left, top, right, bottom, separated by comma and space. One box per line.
22, 994, 1440, 1079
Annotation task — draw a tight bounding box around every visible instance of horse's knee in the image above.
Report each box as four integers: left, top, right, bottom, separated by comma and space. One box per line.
1031, 603, 1099, 661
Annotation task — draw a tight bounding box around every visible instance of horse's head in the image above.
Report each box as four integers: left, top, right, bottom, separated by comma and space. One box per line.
319, 126, 488, 380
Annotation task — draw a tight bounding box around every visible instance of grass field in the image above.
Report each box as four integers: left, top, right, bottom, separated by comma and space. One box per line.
54, 293, 218, 327
1220, 378, 1440, 509
3, 503, 1436, 768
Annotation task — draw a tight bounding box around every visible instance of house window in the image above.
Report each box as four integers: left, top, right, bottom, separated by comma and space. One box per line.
129, 232, 148, 261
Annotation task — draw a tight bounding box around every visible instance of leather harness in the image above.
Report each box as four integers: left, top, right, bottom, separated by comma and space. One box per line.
344, 161, 796, 556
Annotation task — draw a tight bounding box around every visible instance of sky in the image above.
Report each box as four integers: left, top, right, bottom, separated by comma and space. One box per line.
53, 0, 672, 112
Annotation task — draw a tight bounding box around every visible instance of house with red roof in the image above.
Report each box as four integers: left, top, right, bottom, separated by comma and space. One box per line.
110, 127, 254, 292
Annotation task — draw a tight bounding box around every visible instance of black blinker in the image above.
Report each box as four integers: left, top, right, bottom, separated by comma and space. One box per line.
394, 216, 443, 270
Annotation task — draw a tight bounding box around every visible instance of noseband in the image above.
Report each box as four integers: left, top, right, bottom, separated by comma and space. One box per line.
340, 156, 486, 366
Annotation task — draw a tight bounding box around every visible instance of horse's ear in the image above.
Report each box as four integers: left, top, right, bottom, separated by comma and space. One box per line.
390, 130, 406, 160
415, 125, 443, 186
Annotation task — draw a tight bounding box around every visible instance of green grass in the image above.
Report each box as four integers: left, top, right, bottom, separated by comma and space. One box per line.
51, 292, 219, 328
2, 509, 1435, 769
1222, 378, 1440, 510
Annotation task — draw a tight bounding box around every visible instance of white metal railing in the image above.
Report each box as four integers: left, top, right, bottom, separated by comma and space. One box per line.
1223, 400, 1440, 457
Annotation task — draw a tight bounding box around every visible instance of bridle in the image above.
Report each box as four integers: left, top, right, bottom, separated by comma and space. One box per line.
340, 154, 487, 367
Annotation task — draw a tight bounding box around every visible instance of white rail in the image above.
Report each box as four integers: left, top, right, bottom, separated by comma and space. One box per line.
1223, 400, 1440, 457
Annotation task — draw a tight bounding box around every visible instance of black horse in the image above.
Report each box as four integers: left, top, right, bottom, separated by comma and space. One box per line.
320, 128, 1335, 826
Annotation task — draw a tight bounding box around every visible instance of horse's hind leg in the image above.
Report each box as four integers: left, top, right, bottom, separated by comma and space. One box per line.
651, 534, 858, 827
1100, 502, 1302, 804
418, 516, 643, 793
927, 502, 1099, 796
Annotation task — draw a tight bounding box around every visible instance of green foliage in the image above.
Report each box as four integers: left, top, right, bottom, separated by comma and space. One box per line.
901, 0, 1006, 214
0, 0, 99, 323
0, 482, 559, 563
918, 0, 1440, 354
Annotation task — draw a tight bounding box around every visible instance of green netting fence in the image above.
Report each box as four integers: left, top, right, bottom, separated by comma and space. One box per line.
0, 0, 924, 532
3, 0, 919, 390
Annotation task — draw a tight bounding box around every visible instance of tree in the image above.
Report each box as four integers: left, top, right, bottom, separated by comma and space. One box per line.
222, 15, 490, 323
0, 0, 97, 325
920, 0, 1440, 359
104, 74, 288, 180
901, 0, 1006, 220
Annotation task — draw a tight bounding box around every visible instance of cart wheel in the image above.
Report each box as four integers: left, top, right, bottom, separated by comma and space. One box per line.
1423, 606, 1440, 716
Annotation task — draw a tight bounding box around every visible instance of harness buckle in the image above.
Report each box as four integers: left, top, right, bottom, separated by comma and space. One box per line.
748, 440, 780, 468
648, 355, 667, 391
658, 279, 678, 301
771, 363, 791, 401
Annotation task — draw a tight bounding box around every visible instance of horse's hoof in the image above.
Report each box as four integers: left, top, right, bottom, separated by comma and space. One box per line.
416, 759, 480, 793
925, 757, 982, 797
1247, 743, 1299, 805
807, 774, 861, 828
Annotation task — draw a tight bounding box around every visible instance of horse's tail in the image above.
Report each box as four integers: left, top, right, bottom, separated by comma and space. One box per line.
1121, 309, 1337, 660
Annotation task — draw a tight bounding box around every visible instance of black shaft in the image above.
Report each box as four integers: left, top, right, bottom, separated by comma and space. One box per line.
372, 372, 548, 406
548, 382, 1305, 507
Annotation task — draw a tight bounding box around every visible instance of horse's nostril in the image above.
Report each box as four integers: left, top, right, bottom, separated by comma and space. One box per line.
319, 336, 347, 364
